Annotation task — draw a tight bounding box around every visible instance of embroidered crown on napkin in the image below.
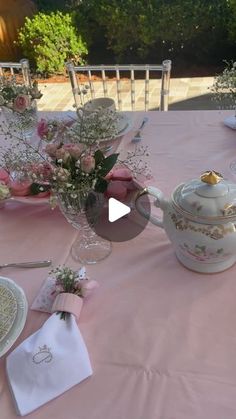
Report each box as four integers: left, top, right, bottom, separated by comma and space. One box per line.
7, 265, 98, 416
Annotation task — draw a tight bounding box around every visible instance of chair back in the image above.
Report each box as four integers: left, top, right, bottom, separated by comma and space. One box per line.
0, 59, 31, 86
66, 60, 171, 111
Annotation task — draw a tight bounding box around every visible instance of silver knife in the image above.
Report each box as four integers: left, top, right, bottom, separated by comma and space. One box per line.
0, 260, 52, 269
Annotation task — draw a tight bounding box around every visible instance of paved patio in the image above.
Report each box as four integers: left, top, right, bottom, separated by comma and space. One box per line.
37, 76, 216, 112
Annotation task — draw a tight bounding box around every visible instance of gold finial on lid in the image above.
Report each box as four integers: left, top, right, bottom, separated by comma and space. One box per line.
200, 170, 223, 185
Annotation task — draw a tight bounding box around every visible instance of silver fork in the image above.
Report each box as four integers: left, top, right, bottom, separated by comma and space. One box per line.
131, 117, 149, 143
0, 260, 52, 269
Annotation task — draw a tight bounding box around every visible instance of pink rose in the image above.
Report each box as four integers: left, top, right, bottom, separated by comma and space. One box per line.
81, 155, 95, 173
37, 119, 49, 139
63, 144, 83, 159
13, 95, 31, 113
55, 147, 70, 162
45, 143, 58, 158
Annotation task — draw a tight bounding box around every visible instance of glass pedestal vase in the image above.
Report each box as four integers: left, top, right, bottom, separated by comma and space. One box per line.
57, 191, 112, 264
1, 100, 38, 140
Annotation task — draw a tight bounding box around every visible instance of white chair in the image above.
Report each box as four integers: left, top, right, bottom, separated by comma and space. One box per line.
66, 60, 171, 111
0, 58, 31, 86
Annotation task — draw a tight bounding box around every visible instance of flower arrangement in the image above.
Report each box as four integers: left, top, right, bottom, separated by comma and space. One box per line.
212, 61, 236, 110
29, 144, 119, 198
0, 108, 151, 204
0, 79, 42, 114
37, 109, 121, 147
0, 106, 151, 262
50, 265, 98, 319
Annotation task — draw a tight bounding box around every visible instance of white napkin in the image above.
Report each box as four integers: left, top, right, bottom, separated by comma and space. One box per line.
6, 313, 92, 416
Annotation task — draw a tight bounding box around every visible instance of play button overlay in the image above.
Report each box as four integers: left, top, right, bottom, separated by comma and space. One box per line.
108, 198, 131, 222
85, 181, 151, 242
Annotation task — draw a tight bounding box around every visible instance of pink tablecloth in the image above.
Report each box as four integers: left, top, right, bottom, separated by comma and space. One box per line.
1, 110, 236, 419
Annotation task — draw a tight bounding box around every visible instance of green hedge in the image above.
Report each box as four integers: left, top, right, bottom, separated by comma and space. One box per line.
73, 0, 234, 65
33, 0, 68, 12
22, 1, 236, 72
18, 11, 87, 74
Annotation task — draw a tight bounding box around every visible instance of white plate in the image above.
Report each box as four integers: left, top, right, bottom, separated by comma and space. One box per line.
116, 112, 133, 135
224, 115, 236, 130
99, 113, 133, 143
0, 276, 28, 357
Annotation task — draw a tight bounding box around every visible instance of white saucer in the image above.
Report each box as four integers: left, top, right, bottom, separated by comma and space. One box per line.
0, 276, 28, 357
116, 112, 132, 134
224, 115, 236, 130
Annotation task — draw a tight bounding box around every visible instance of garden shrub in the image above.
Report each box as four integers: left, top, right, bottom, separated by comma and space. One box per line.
227, 0, 236, 42
33, 0, 68, 12
18, 11, 88, 74
74, 0, 233, 65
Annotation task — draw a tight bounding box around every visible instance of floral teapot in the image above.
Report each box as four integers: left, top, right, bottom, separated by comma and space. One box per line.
135, 171, 236, 273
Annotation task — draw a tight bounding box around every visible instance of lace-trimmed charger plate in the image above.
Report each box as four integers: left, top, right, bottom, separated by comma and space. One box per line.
0, 277, 28, 357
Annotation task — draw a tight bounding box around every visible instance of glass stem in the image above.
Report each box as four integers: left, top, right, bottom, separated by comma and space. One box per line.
78, 210, 97, 244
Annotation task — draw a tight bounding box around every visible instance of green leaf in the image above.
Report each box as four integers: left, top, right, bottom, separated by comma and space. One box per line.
94, 149, 105, 166
94, 178, 108, 193
98, 153, 119, 177
30, 183, 51, 195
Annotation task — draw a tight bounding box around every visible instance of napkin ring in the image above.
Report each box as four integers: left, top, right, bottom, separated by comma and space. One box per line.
51, 293, 83, 319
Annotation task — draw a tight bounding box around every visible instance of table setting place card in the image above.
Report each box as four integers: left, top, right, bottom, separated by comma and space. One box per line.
4, 266, 98, 416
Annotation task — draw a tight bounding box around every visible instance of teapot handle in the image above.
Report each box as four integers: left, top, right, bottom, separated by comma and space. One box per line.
135, 186, 168, 229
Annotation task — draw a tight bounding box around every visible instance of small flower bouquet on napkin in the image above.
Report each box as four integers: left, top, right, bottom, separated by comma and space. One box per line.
6, 265, 98, 416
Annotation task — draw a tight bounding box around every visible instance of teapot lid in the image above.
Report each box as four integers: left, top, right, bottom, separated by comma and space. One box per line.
173, 170, 236, 219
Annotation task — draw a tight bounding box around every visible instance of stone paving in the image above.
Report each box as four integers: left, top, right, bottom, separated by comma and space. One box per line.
37, 76, 216, 112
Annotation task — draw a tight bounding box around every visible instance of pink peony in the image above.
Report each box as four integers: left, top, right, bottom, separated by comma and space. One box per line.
45, 143, 58, 158
13, 95, 31, 113
81, 155, 95, 173
37, 119, 49, 139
